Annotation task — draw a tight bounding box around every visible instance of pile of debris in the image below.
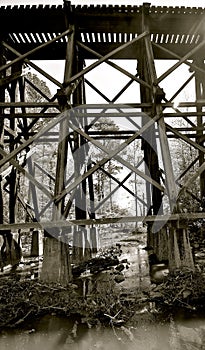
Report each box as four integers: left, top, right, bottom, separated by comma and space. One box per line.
149, 268, 205, 313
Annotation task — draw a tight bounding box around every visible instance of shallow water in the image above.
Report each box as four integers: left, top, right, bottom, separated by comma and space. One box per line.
0, 231, 205, 349
0, 313, 205, 350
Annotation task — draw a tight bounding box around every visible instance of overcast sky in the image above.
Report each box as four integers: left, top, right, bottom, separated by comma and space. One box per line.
1, 0, 205, 7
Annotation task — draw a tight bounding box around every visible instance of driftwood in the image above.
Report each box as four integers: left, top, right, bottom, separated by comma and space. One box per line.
72, 256, 120, 277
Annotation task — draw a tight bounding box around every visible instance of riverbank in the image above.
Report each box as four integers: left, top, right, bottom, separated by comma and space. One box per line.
0, 243, 204, 330
0, 268, 205, 349
0, 231, 205, 349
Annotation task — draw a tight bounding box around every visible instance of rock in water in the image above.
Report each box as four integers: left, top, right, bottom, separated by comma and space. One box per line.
114, 273, 125, 283
150, 263, 169, 284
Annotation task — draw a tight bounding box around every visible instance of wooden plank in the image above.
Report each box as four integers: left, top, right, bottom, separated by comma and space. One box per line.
27, 158, 40, 220
1, 112, 58, 118
0, 102, 58, 108
164, 112, 205, 118
72, 103, 153, 109
158, 116, 178, 211
1, 211, 205, 230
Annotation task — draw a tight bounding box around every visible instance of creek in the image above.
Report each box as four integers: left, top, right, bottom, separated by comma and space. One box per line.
0, 312, 205, 350
0, 229, 204, 349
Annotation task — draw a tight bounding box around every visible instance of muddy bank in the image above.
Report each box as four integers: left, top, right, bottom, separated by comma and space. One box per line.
0, 227, 204, 350
0, 230, 204, 334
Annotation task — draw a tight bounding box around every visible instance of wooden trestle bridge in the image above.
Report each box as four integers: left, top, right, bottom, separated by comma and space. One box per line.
0, 1, 205, 283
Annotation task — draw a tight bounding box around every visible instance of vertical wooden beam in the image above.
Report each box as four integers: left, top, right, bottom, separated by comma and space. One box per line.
143, 3, 177, 214
40, 16, 74, 284
138, 4, 163, 252
9, 63, 19, 225
146, 59, 177, 212
28, 159, 39, 257
0, 45, 22, 267
0, 42, 5, 227
5, 63, 21, 264
18, 74, 40, 257
72, 55, 92, 262
142, 4, 194, 271
194, 58, 205, 206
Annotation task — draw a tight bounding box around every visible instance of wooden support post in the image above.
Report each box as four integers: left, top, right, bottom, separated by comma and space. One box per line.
71, 54, 91, 262
90, 227, 98, 254
154, 226, 168, 262
168, 224, 181, 271
141, 4, 193, 272
178, 227, 195, 269
143, 12, 178, 214
9, 63, 19, 225
0, 42, 5, 231
87, 162, 98, 254
195, 58, 205, 207
139, 4, 164, 252
27, 159, 40, 257
30, 230, 39, 257
4, 62, 23, 264
168, 222, 194, 271
40, 22, 74, 284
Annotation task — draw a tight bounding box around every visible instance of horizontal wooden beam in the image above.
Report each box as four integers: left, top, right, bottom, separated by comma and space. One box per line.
1, 111, 205, 120
0, 102, 59, 108
72, 101, 205, 109
1, 113, 59, 118
0, 212, 205, 231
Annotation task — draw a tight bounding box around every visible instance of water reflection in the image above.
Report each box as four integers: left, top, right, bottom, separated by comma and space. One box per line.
0, 314, 205, 350
0, 232, 205, 349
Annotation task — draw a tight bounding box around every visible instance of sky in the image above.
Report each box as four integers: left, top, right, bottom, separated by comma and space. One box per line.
1, 0, 205, 7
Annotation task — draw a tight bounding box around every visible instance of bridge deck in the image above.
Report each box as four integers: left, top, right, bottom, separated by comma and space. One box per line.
0, 3, 205, 59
